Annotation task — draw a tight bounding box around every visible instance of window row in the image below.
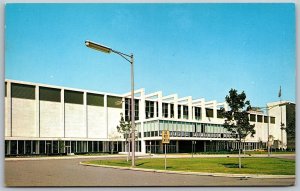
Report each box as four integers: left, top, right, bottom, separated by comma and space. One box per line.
249, 114, 275, 124
143, 130, 235, 138
7, 83, 122, 108
125, 98, 139, 121
142, 120, 229, 134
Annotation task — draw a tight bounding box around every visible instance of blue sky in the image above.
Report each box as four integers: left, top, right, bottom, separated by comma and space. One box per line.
5, 3, 295, 107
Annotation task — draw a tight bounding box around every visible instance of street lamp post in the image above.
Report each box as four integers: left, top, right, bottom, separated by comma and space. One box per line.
85, 40, 136, 167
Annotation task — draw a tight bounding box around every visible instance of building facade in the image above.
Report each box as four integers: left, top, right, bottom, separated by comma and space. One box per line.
4, 79, 291, 156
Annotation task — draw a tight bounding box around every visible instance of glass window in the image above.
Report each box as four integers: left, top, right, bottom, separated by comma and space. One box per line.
53, 141, 59, 153
87, 93, 104, 106
270, 117, 275, 124
107, 96, 122, 108
264, 116, 269, 123
40, 87, 61, 102
170, 104, 174, 118
159, 120, 165, 130
201, 124, 205, 133
250, 114, 256, 122
145, 101, 154, 119
178, 105, 182, 119
162, 103, 169, 118
39, 141, 46, 154
11, 83, 35, 100
154, 121, 159, 131
217, 110, 223, 118
183, 106, 188, 119
257, 115, 263, 122
195, 107, 201, 120
135, 99, 139, 120
25, 141, 31, 154
18, 140, 25, 155
65, 90, 83, 104
125, 98, 139, 121
206, 108, 214, 118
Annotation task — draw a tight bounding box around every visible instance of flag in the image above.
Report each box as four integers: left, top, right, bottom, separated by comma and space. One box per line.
278, 86, 281, 98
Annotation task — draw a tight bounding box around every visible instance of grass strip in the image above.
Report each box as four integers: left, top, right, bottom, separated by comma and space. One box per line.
83, 157, 295, 175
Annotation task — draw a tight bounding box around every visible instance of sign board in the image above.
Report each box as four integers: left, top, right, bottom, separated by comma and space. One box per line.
162, 130, 170, 144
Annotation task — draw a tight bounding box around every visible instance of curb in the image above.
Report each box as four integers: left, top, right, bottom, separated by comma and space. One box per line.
79, 162, 295, 179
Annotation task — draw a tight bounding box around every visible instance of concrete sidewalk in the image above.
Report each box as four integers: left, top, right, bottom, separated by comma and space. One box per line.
80, 162, 295, 179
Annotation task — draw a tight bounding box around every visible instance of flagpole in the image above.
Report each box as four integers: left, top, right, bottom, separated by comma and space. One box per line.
279, 86, 283, 151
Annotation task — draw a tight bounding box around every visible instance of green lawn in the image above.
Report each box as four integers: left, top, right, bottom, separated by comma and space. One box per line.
192, 151, 295, 155
83, 157, 295, 175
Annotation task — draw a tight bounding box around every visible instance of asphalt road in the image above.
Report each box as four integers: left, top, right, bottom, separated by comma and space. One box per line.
5, 157, 295, 187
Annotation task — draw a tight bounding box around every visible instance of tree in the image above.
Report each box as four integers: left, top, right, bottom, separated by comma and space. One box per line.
58, 139, 65, 154
116, 113, 132, 162
285, 105, 296, 150
220, 89, 255, 169
108, 132, 121, 154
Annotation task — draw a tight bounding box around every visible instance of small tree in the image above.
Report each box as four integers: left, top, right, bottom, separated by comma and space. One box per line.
220, 89, 255, 169
116, 113, 132, 162
286, 107, 295, 150
108, 131, 120, 154
58, 139, 65, 154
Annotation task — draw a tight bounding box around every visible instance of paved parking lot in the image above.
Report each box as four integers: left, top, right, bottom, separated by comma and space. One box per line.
4, 156, 295, 187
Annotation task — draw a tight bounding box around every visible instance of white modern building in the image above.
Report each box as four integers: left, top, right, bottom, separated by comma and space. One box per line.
4, 79, 292, 156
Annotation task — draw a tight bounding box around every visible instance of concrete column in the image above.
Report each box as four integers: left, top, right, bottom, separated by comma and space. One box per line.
104, 95, 108, 138
139, 89, 145, 120
141, 140, 146, 153
35, 86, 40, 137
31, 140, 33, 154
63, 141, 66, 153
38, 141, 41, 154
176, 140, 179, 153
192, 107, 195, 120
158, 92, 163, 118
122, 97, 126, 117
45, 141, 47, 154
7, 141, 11, 155
174, 95, 178, 119
223, 102, 229, 111
201, 99, 206, 121
6, 82, 12, 137
103, 142, 106, 152
213, 101, 217, 119
83, 92, 87, 138
61, 89, 65, 138
86, 141, 89, 152
51, 141, 54, 153
188, 97, 192, 120
16, 140, 18, 155
168, 103, 171, 118
204, 141, 206, 152
75, 141, 77, 153
140, 90, 145, 147
154, 101, 157, 118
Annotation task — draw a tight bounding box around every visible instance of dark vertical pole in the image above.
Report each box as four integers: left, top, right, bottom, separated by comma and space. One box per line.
164, 144, 167, 170
131, 54, 135, 167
